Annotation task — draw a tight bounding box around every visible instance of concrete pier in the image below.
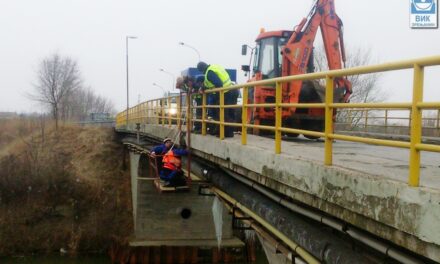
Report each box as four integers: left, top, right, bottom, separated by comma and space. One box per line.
127, 146, 243, 248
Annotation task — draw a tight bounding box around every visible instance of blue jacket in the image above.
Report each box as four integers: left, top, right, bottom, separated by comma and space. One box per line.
206, 71, 223, 88
152, 144, 188, 156
152, 144, 169, 155
171, 148, 189, 156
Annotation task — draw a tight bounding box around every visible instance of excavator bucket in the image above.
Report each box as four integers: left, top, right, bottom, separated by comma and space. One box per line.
296, 80, 344, 139
299, 80, 346, 104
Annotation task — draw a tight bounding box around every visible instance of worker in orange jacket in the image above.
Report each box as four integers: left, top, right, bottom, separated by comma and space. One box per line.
160, 145, 188, 187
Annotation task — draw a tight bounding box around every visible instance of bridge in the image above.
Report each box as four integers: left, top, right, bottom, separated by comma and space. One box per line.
115, 56, 440, 263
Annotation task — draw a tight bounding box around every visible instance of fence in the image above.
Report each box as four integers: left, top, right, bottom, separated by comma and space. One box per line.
336, 108, 440, 137
116, 55, 440, 187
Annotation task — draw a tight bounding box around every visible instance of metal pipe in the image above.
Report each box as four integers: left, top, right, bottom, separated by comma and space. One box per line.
409, 64, 424, 187
329, 133, 410, 148
415, 143, 440, 152
199, 167, 372, 264
186, 90, 192, 186
126, 36, 137, 127
279, 103, 325, 108
416, 102, 440, 109
279, 127, 324, 137
332, 102, 412, 109
212, 187, 320, 264
324, 76, 334, 165
224, 55, 440, 89
220, 168, 425, 264
222, 199, 298, 263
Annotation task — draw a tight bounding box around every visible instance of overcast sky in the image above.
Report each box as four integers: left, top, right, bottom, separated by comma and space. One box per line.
1, 0, 439, 113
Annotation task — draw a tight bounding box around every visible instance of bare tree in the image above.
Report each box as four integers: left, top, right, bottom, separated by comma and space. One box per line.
32, 53, 82, 129
314, 46, 387, 129
59, 87, 116, 121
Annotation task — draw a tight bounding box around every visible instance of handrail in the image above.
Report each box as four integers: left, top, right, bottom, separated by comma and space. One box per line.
116, 55, 440, 187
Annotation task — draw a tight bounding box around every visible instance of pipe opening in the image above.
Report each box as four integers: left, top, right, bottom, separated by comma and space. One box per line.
181, 208, 192, 219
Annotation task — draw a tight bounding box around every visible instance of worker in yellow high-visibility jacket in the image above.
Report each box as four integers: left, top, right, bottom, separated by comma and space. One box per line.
197, 61, 238, 138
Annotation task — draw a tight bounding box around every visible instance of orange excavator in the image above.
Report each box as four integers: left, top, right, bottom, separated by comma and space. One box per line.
241, 0, 352, 138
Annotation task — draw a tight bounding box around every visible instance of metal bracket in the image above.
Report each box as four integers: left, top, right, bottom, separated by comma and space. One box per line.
232, 207, 253, 230
198, 184, 215, 196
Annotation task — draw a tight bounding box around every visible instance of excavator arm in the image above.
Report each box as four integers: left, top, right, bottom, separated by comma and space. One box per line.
281, 0, 352, 109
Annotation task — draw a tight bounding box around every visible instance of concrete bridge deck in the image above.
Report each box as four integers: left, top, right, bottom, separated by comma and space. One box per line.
126, 124, 440, 262
237, 133, 440, 189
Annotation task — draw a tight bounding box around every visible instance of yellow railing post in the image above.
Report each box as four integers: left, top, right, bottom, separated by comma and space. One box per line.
187, 92, 191, 133
137, 105, 140, 124
167, 97, 172, 127
156, 100, 160, 125
141, 104, 144, 124
148, 102, 150, 124
126, 109, 129, 128
220, 91, 225, 140
202, 93, 207, 136
177, 94, 181, 128
436, 109, 440, 129
147, 102, 150, 123
409, 64, 424, 187
150, 101, 153, 124
140, 105, 142, 124
275, 82, 282, 154
324, 76, 334, 166
139, 105, 141, 124
348, 109, 353, 129
161, 98, 165, 126
364, 109, 368, 131
384, 109, 388, 133
242, 87, 248, 145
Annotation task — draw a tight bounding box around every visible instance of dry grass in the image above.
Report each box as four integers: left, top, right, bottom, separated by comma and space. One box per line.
0, 120, 132, 256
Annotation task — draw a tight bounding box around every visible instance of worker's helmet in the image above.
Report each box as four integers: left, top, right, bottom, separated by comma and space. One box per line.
163, 138, 172, 144
197, 61, 209, 73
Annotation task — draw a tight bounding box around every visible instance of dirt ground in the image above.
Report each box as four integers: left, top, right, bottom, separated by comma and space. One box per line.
0, 119, 132, 256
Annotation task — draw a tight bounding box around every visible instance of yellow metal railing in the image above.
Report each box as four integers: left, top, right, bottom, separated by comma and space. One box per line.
336, 108, 440, 135
116, 55, 440, 187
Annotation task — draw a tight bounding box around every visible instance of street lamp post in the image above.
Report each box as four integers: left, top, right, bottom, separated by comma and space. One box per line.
178, 42, 201, 62
126, 35, 137, 127
159, 68, 176, 91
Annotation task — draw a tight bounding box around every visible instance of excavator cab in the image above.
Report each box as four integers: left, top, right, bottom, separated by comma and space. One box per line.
242, 30, 327, 136
241, 30, 299, 131
253, 32, 292, 80
242, 31, 292, 80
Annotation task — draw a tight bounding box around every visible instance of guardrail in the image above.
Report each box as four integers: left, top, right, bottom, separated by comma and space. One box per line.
336, 109, 440, 136
116, 55, 440, 187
